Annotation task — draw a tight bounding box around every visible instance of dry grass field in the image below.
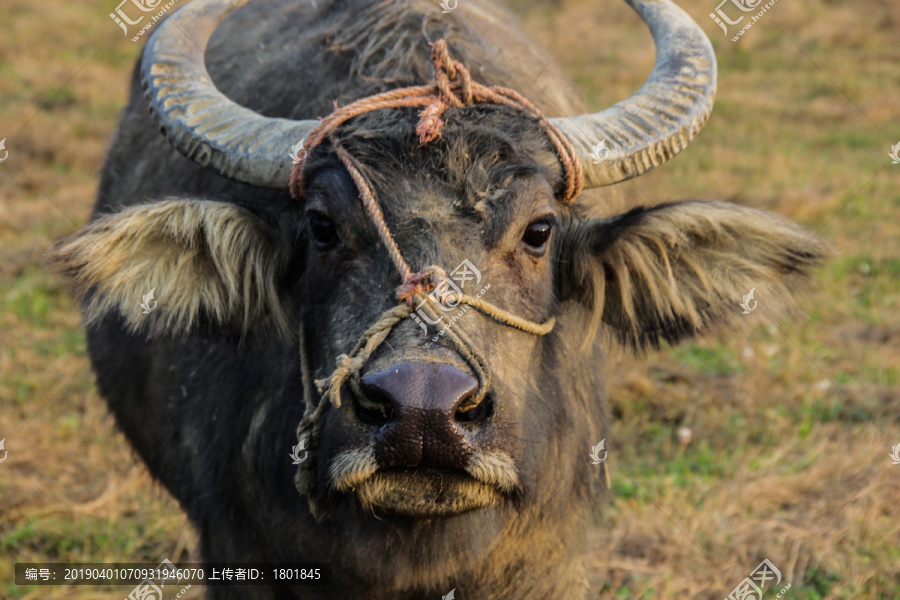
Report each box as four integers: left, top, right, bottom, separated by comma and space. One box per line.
1, 0, 898, 598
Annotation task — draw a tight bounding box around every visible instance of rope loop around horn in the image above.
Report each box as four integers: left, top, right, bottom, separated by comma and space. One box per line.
289, 39, 583, 203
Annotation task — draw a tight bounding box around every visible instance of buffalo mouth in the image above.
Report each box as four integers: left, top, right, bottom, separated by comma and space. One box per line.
327, 447, 519, 517
354, 467, 505, 517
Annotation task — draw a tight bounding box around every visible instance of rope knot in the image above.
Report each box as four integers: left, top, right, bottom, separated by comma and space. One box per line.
314, 353, 356, 408
395, 265, 448, 306
416, 40, 474, 145
430, 39, 473, 105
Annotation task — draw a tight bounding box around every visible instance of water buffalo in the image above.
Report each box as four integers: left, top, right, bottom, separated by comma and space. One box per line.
49, 0, 828, 597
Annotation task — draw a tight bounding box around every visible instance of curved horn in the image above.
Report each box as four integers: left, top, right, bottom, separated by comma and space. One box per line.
550, 0, 717, 189
141, 0, 316, 189
143, 0, 714, 192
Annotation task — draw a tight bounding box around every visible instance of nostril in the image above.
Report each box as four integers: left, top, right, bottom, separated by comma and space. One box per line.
455, 393, 493, 424
355, 384, 393, 426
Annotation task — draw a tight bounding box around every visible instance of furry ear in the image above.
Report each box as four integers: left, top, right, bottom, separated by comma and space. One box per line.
555, 201, 832, 351
47, 199, 293, 338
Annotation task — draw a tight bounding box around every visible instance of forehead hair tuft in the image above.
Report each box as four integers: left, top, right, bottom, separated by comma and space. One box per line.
305, 105, 567, 218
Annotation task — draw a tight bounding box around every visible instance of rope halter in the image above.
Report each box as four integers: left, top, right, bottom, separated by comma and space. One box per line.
289, 40, 583, 518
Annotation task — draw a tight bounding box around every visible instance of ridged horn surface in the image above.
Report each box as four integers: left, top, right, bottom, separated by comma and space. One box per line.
550, 0, 717, 188
141, 0, 318, 189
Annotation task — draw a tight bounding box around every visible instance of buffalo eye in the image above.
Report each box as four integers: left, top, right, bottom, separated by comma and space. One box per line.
308, 212, 338, 250
521, 221, 552, 254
